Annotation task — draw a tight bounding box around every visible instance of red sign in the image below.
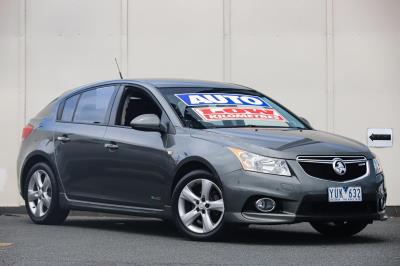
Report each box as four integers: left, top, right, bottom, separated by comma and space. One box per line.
193, 107, 286, 122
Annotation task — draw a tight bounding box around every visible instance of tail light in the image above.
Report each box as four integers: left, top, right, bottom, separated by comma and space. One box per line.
22, 124, 34, 140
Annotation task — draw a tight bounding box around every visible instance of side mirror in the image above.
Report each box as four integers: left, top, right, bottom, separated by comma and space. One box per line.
130, 114, 167, 133
299, 117, 312, 128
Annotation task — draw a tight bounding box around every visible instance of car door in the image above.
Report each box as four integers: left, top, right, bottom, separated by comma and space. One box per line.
101, 86, 175, 208
54, 85, 117, 202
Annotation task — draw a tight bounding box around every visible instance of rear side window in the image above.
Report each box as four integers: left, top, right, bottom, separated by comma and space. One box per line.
73, 86, 116, 124
60, 94, 79, 122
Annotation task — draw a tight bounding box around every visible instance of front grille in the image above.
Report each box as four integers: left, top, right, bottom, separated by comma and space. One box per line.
297, 156, 368, 181
297, 195, 377, 216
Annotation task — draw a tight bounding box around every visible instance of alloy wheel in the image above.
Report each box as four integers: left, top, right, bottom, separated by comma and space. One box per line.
27, 170, 52, 218
178, 178, 224, 234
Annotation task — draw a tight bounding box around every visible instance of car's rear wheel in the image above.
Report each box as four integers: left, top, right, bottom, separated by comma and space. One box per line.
24, 162, 69, 224
172, 170, 225, 240
310, 221, 368, 237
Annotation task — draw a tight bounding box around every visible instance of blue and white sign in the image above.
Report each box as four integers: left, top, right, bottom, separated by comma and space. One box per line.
175, 93, 270, 107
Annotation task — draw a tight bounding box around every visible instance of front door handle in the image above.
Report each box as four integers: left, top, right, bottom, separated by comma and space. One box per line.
104, 143, 119, 150
57, 136, 70, 142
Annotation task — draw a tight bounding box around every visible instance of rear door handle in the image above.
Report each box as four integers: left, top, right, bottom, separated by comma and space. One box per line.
56, 136, 70, 142
104, 143, 119, 150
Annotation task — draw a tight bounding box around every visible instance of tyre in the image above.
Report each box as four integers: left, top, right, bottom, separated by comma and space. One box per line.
24, 162, 69, 225
172, 170, 225, 240
310, 221, 368, 237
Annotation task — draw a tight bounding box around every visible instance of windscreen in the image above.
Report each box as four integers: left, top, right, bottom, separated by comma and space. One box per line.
159, 87, 307, 129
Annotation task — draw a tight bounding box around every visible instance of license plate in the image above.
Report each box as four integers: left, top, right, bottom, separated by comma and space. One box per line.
328, 186, 362, 202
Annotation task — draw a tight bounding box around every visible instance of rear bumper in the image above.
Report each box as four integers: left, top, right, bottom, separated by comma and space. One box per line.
220, 161, 387, 225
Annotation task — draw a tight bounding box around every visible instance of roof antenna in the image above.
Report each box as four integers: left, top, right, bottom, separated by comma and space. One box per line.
114, 58, 124, 79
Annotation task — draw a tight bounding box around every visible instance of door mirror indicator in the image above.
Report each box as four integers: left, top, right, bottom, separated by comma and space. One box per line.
130, 114, 167, 133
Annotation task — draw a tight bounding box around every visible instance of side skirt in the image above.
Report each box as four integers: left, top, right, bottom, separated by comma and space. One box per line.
59, 193, 167, 218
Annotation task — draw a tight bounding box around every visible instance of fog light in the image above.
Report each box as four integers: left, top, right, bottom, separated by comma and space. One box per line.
255, 198, 276, 212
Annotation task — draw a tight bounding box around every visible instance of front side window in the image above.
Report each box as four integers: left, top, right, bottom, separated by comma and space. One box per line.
73, 86, 116, 124
159, 87, 306, 129
115, 86, 162, 127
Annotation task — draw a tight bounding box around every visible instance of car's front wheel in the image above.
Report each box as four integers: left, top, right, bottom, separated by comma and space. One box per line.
310, 221, 368, 237
24, 162, 69, 225
172, 170, 225, 240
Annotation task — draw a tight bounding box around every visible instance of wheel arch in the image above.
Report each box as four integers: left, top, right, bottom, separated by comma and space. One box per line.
20, 151, 60, 199
170, 156, 221, 197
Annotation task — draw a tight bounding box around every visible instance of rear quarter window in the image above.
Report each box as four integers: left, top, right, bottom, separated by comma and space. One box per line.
60, 94, 80, 122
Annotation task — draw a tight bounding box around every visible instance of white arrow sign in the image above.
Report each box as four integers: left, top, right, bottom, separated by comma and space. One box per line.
367, 128, 393, 148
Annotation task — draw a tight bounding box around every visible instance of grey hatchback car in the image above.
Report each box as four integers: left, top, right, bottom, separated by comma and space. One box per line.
17, 79, 387, 240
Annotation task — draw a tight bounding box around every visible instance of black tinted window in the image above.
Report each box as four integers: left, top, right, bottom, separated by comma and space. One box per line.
73, 86, 116, 124
60, 94, 79, 122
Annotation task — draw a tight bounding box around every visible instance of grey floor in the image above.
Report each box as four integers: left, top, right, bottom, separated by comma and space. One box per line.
0, 214, 399, 266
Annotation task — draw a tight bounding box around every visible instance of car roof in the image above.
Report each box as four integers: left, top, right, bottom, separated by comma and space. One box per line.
61, 79, 252, 99
132, 78, 248, 89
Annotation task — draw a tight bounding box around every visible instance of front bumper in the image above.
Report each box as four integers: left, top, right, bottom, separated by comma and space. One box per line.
221, 160, 387, 224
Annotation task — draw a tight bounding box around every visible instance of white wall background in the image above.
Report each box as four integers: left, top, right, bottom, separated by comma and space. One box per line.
0, 0, 399, 206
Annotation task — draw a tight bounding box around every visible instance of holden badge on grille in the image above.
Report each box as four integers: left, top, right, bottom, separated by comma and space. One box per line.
332, 158, 347, 176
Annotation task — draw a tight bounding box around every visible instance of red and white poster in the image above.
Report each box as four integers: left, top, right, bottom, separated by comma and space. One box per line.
192, 107, 286, 122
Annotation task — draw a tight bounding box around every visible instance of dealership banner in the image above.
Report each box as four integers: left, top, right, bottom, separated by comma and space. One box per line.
192, 107, 286, 122
175, 93, 270, 107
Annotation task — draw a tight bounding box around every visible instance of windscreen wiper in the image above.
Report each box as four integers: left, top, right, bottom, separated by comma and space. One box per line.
216, 125, 305, 129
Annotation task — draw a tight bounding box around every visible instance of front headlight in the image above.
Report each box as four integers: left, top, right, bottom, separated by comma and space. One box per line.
373, 157, 383, 174
228, 147, 291, 176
